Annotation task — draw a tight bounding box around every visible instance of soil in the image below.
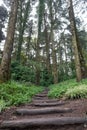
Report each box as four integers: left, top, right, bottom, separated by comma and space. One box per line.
0, 89, 87, 130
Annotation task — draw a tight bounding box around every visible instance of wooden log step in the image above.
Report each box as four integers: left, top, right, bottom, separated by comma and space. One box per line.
33, 102, 65, 107
1, 117, 87, 128
41, 92, 48, 94
16, 107, 72, 115
35, 94, 47, 97
33, 97, 47, 100
33, 99, 59, 103
39, 91, 48, 94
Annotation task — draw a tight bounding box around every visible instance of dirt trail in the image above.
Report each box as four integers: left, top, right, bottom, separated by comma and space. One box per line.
0, 88, 87, 130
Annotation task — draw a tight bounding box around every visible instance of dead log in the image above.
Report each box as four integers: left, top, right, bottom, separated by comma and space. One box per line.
16, 107, 72, 115
0, 117, 87, 128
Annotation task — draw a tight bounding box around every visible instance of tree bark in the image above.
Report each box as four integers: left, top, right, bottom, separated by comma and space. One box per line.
0, 0, 19, 83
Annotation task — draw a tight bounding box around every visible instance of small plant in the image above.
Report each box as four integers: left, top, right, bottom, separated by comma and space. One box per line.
0, 100, 6, 112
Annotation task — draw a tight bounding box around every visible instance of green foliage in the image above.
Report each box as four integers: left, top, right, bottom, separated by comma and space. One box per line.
0, 100, 6, 112
48, 79, 87, 99
58, 61, 76, 82
0, 81, 43, 111
11, 61, 35, 83
11, 61, 53, 86
40, 68, 53, 86
65, 85, 87, 99
48, 79, 78, 98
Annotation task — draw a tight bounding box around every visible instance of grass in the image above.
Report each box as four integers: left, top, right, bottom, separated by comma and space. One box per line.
0, 81, 43, 112
48, 78, 87, 99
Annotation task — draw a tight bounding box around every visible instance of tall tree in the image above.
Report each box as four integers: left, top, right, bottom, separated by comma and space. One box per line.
0, 0, 19, 83
44, 12, 51, 73
26, 20, 33, 60
16, 0, 30, 62
35, 0, 45, 85
49, 0, 58, 84
68, 0, 82, 82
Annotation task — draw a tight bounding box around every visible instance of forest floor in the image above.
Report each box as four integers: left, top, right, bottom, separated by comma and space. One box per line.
0, 88, 87, 130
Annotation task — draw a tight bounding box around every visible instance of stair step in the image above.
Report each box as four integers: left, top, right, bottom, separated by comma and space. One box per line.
35, 94, 47, 97
33, 102, 65, 107
32, 99, 59, 103
41, 92, 48, 94
16, 107, 72, 115
33, 97, 47, 100
1, 117, 87, 129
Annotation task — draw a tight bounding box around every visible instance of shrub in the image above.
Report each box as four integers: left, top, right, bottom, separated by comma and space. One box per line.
48, 79, 87, 99
65, 85, 87, 99
11, 61, 54, 86
11, 61, 35, 83
0, 81, 43, 110
40, 68, 53, 86
48, 79, 79, 98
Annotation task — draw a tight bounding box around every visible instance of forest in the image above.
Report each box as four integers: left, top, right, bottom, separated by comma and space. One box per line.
0, 0, 87, 115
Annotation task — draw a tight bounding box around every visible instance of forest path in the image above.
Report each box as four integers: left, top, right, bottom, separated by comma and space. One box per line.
0, 88, 87, 130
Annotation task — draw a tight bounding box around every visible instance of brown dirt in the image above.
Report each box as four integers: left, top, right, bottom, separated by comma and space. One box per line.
0, 89, 87, 130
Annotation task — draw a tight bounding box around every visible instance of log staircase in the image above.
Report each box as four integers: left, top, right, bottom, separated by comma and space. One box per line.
0, 89, 87, 130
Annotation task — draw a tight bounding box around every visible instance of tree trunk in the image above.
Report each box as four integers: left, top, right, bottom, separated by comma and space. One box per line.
0, 0, 19, 83
49, 0, 58, 84
35, 46, 40, 85
68, 0, 82, 82
16, 0, 30, 62
44, 13, 51, 73
77, 42, 87, 78
35, 0, 44, 85
26, 24, 32, 60
52, 42, 58, 84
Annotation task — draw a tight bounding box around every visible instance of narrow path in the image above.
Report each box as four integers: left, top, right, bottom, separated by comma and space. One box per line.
0, 88, 87, 130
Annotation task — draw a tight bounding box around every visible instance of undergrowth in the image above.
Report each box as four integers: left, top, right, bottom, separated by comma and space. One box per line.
48, 78, 87, 99
0, 81, 43, 112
